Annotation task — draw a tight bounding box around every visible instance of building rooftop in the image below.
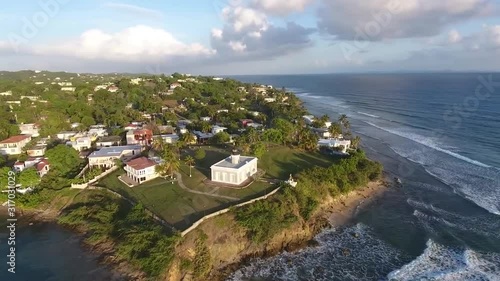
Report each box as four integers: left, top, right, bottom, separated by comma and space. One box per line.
211, 155, 257, 170
97, 135, 122, 142
0, 135, 31, 144
88, 145, 142, 158
126, 157, 157, 170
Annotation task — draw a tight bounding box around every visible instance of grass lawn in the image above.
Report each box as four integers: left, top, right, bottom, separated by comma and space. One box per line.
258, 146, 339, 179
97, 170, 233, 230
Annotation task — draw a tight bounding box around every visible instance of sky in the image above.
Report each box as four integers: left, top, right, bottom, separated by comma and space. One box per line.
1, 0, 500, 75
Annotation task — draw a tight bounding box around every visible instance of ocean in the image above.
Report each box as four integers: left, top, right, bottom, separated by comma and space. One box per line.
228, 73, 500, 281
1, 73, 499, 280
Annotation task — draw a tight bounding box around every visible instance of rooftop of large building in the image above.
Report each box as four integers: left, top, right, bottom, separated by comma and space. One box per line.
211, 154, 257, 170
88, 145, 142, 158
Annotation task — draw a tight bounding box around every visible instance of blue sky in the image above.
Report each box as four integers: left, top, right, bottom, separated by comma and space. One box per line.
1, 0, 499, 74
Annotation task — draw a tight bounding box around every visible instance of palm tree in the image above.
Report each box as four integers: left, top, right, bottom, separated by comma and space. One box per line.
338, 114, 350, 133
329, 122, 343, 139
152, 136, 166, 152
181, 132, 196, 145
351, 136, 361, 149
184, 155, 195, 177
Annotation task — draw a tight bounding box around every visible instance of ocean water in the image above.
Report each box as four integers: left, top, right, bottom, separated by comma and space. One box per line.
229, 73, 500, 281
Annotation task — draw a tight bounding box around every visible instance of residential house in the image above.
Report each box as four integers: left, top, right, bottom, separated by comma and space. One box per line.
211, 125, 227, 135
124, 123, 141, 131
27, 146, 46, 157
36, 159, 50, 177
169, 82, 182, 90
130, 78, 143, 85
312, 127, 331, 139
247, 123, 263, 129
263, 98, 276, 103
61, 87, 76, 92
88, 145, 142, 168
0, 135, 32, 155
67, 136, 91, 151
57, 131, 77, 140
200, 116, 211, 122
193, 131, 213, 144
18, 123, 40, 137
0, 90, 12, 96
96, 136, 122, 147
108, 85, 119, 93
124, 157, 159, 184
20, 95, 40, 101
303, 115, 315, 125
154, 134, 179, 144
317, 139, 351, 153
58, 82, 72, 86
129, 129, 153, 146
217, 109, 229, 113
210, 151, 258, 185
240, 119, 254, 127
13, 162, 25, 172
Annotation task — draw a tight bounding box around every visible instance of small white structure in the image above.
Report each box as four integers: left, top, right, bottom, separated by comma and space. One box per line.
67, 137, 91, 151
317, 139, 351, 153
303, 115, 315, 125
61, 87, 76, 92
18, 123, 40, 137
200, 116, 211, 122
170, 83, 182, 90
154, 134, 179, 144
0, 135, 32, 155
211, 125, 227, 135
210, 151, 258, 185
36, 159, 50, 177
0, 90, 12, 96
57, 131, 77, 140
125, 157, 159, 184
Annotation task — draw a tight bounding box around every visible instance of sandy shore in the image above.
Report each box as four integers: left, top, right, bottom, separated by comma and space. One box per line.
323, 179, 391, 228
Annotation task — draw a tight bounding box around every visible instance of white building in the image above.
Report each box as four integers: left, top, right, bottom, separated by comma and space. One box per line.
317, 139, 351, 153
130, 78, 143, 85
88, 145, 142, 168
61, 87, 76, 92
18, 123, 40, 137
0, 135, 32, 155
27, 146, 46, 157
210, 152, 258, 185
0, 90, 12, 96
124, 157, 159, 184
57, 131, 77, 140
211, 125, 227, 135
200, 116, 211, 122
303, 115, 315, 125
154, 134, 179, 144
67, 137, 91, 151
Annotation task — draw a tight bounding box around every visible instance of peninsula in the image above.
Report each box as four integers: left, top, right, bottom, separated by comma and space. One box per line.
0, 71, 384, 280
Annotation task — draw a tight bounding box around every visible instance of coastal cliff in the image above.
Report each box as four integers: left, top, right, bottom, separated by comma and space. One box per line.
166, 180, 388, 281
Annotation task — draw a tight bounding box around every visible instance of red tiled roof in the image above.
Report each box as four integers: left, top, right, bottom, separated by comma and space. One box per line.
0, 135, 30, 144
126, 157, 156, 170
36, 160, 49, 171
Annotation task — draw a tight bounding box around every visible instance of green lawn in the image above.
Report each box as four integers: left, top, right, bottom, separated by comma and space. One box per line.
258, 146, 339, 179
97, 170, 233, 230
95, 145, 337, 230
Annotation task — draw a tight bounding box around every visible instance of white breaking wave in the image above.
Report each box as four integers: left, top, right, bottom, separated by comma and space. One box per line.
228, 224, 408, 281
388, 240, 500, 281
358, 112, 380, 118
366, 122, 491, 168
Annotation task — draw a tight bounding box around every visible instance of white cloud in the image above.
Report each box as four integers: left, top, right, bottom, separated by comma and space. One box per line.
252, 0, 315, 16
103, 2, 163, 18
18, 25, 215, 62
318, 0, 497, 41
448, 29, 463, 43
211, 3, 315, 59
229, 40, 247, 52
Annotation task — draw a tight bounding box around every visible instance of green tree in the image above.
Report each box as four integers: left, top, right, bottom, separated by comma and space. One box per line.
262, 128, 284, 144
0, 167, 14, 189
194, 149, 206, 160
184, 156, 195, 177
18, 168, 40, 187
210, 131, 230, 144
328, 122, 343, 138
251, 142, 266, 158
45, 145, 82, 177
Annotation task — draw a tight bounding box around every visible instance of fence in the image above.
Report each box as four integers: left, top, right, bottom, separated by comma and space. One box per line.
180, 186, 281, 237
70, 166, 119, 189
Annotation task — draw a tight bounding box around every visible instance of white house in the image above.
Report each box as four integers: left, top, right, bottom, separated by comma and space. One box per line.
130, 78, 143, 85
211, 125, 227, 135
0, 90, 12, 96
312, 127, 331, 139
57, 131, 77, 140
317, 139, 351, 153
67, 137, 91, 151
124, 157, 159, 184
96, 136, 121, 147
0, 135, 32, 155
61, 87, 76, 92
200, 116, 211, 122
303, 115, 315, 125
210, 151, 258, 185
154, 134, 179, 144
263, 98, 276, 103
88, 145, 142, 168
170, 83, 182, 90
18, 123, 40, 137
27, 146, 46, 157
36, 159, 50, 177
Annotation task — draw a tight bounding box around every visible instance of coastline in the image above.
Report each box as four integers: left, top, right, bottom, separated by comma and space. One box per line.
169, 177, 391, 281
